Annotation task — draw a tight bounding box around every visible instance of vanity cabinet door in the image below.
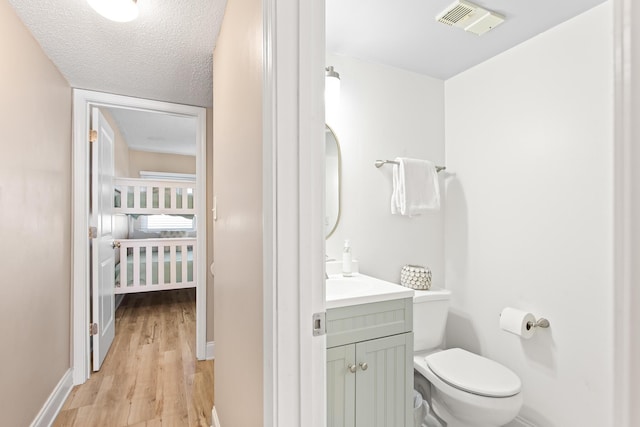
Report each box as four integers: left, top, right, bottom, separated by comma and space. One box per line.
354, 333, 413, 427
327, 344, 356, 427
327, 302, 413, 427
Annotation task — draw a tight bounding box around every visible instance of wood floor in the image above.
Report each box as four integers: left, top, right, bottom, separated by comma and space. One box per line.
54, 289, 214, 427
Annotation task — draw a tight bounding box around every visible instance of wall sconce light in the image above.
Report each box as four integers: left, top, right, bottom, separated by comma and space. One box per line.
325, 66, 340, 80
88, 0, 139, 22
325, 66, 341, 125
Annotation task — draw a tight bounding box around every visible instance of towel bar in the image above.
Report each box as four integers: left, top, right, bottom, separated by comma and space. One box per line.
374, 159, 446, 172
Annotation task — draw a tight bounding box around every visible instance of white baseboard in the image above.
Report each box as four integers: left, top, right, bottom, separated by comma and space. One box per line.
206, 341, 215, 360
30, 368, 73, 427
211, 406, 221, 427
506, 416, 537, 427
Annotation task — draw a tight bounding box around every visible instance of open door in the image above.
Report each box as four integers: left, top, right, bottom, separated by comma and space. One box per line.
90, 107, 116, 371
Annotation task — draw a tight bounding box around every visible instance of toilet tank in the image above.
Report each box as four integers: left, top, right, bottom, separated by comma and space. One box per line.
413, 287, 451, 352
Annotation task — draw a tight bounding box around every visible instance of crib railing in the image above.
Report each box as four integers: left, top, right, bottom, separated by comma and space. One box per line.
114, 178, 196, 215
115, 238, 197, 294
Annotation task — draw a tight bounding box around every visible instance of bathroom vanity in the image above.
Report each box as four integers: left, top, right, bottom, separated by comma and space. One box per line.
326, 274, 414, 427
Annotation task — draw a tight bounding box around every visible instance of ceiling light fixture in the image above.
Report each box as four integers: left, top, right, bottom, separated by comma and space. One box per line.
87, 0, 139, 23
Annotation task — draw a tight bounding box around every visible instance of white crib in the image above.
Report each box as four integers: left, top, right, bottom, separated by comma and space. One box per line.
113, 177, 197, 294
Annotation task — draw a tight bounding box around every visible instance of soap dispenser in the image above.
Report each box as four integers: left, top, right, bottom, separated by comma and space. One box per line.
342, 239, 352, 277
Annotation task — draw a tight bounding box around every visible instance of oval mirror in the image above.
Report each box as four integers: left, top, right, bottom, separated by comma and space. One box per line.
325, 124, 341, 238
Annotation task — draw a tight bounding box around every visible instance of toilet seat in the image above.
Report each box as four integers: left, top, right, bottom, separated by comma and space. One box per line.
425, 348, 521, 398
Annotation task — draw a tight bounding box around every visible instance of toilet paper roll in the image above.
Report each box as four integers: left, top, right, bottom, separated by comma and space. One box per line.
500, 307, 536, 339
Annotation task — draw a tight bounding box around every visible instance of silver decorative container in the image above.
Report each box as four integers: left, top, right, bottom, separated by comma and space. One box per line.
400, 265, 432, 290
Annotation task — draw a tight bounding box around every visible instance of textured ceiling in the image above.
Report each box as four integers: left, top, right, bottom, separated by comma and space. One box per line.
327, 0, 608, 80
9, 0, 608, 106
7, 0, 226, 107
106, 107, 196, 156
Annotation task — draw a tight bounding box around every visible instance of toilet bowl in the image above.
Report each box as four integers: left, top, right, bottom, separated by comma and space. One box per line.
414, 349, 523, 427
413, 289, 523, 427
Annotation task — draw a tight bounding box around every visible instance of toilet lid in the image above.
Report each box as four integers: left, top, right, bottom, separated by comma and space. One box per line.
425, 348, 521, 398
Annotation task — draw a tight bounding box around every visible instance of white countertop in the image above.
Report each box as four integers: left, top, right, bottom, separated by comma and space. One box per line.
326, 273, 414, 309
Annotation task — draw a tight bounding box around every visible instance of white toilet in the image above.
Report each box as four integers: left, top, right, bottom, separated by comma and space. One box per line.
413, 288, 523, 427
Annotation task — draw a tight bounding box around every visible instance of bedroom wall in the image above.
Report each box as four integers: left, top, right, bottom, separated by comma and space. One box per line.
444, 3, 613, 426
0, 1, 72, 426
128, 149, 196, 176
212, 0, 263, 422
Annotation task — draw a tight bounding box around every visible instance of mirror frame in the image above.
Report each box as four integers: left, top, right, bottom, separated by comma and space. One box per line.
325, 124, 342, 239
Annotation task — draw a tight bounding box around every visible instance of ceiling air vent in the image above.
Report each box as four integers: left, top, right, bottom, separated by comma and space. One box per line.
436, 0, 505, 36
437, 1, 475, 26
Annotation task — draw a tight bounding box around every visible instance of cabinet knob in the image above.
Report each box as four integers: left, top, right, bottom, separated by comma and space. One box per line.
359, 362, 368, 371
348, 364, 357, 374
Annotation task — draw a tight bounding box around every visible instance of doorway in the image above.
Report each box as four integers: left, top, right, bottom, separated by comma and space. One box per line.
72, 89, 208, 385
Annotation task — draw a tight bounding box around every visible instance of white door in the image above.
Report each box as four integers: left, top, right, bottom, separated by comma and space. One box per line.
90, 107, 116, 371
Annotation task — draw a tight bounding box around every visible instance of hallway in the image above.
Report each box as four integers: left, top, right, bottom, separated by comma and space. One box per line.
53, 289, 213, 427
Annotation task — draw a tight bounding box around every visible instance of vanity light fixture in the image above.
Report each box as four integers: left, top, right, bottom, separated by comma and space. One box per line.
87, 0, 139, 22
325, 66, 341, 122
325, 65, 340, 80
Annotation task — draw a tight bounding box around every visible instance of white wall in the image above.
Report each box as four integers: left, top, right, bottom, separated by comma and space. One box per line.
444, 3, 614, 426
325, 54, 445, 285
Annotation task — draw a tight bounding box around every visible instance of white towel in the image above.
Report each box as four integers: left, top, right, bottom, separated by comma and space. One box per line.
391, 157, 440, 216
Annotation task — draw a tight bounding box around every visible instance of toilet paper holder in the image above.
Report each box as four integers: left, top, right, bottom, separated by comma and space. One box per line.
526, 317, 550, 330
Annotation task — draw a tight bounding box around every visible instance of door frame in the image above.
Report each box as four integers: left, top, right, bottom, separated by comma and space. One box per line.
613, 0, 640, 425
262, 0, 326, 425
72, 89, 208, 385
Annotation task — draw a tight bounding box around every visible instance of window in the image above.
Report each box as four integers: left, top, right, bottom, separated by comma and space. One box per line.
141, 214, 195, 231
